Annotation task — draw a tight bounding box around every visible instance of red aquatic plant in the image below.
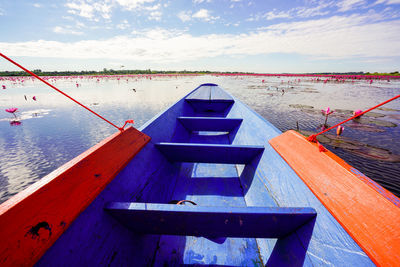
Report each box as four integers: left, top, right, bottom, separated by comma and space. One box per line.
10, 120, 22, 126
5, 107, 18, 118
353, 109, 363, 120
321, 107, 334, 125
336, 125, 344, 136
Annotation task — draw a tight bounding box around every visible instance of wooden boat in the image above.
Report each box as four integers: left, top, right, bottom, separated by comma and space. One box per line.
0, 83, 399, 266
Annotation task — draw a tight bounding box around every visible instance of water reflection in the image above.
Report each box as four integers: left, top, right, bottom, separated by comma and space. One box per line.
0, 75, 399, 203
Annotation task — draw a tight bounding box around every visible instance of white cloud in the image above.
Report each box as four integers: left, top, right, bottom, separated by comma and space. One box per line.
66, 1, 95, 19
248, 2, 332, 22
296, 2, 332, 17
264, 9, 291, 20
178, 11, 192, 22
144, 4, 161, 11
114, 0, 155, 10
0, 8, 4, 16
192, 9, 219, 22
116, 19, 130, 29
3, 15, 400, 63
149, 11, 162, 21
337, 0, 367, 12
193, 0, 212, 3
178, 9, 219, 22
65, 0, 160, 21
33, 3, 41, 8
53, 26, 83, 35
375, 0, 400, 4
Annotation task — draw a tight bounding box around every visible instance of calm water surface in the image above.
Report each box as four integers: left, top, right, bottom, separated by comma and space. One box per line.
1, 75, 399, 203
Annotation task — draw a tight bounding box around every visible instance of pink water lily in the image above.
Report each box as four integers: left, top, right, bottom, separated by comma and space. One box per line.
336, 125, 344, 136
6, 107, 18, 113
2, 85, 5, 89
321, 107, 334, 115
33, 96, 37, 101
353, 109, 363, 120
5, 108, 18, 118
10, 120, 22, 126
321, 107, 334, 126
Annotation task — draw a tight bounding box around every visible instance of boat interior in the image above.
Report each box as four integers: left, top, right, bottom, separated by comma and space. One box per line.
36, 84, 374, 266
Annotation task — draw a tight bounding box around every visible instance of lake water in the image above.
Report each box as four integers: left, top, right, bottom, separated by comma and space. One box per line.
1, 74, 399, 203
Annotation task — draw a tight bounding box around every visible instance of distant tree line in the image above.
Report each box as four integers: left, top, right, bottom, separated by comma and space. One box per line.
0, 69, 398, 77
0, 69, 237, 77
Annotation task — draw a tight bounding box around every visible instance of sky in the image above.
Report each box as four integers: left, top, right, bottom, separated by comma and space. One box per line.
1, 0, 400, 73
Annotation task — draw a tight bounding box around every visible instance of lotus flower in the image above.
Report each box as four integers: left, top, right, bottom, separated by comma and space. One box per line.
321, 107, 334, 125
2, 85, 5, 89
33, 96, 37, 101
321, 107, 334, 116
10, 120, 21, 126
5, 108, 18, 118
336, 125, 344, 136
353, 109, 363, 119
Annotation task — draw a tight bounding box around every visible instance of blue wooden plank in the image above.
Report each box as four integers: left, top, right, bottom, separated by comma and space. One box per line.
210, 85, 234, 101
177, 117, 242, 132
154, 163, 261, 266
185, 99, 234, 113
155, 142, 264, 164
186, 85, 211, 100
105, 202, 316, 238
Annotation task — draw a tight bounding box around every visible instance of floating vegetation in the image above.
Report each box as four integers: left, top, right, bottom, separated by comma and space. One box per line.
359, 118, 397, 127
300, 130, 400, 162
289, 104, 314, 109
345, 123, 385, 132
377, 107, 400, 112
334, 109, 385, 118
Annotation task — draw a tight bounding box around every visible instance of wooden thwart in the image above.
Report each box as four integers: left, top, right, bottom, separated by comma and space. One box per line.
269, 130, 400, 267
155, 142, 264, 164
178, 117, 242, 132
105, 202, 316, 238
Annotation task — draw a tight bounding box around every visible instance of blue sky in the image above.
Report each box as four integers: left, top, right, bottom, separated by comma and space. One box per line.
1, 0, 400, 73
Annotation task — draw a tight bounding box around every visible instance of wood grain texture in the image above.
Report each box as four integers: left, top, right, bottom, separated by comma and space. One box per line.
0, 127, 150, 266
269, 130, 400, 267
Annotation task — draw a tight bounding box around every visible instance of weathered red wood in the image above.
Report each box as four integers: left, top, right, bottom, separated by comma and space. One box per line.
269, 130, 400, 267
0, 127, 150, 266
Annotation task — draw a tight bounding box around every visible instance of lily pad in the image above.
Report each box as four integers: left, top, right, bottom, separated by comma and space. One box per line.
359, 118, 397, 127
363, 112, 385, 118
377, 107, 400, 112
289, 104, 314, 109
387, 114, 400, 120
334, 109, 385, 118
299, 130, 400, 162
334, 109, 353, 115
346, 123, 385, 132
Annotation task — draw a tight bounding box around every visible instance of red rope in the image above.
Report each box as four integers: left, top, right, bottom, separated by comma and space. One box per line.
0, 52, 132, 131
307, 94, 400, 143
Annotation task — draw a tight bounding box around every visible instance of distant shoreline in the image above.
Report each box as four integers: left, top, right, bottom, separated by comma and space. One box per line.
0, 70, 399, 78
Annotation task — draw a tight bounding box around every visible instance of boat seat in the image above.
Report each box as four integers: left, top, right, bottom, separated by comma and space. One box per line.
185, 84, 235, 113
104, 202, 317, 238
155, 142, 264, 164
177, 117, 242, 132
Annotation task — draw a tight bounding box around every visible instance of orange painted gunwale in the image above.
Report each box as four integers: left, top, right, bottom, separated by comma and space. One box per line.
0, 127, 151, 266
269, 130, 400, 267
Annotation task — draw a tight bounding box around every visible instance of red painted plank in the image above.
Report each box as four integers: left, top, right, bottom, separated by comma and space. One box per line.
0, 127, 150, 266
269, 130, 400, 267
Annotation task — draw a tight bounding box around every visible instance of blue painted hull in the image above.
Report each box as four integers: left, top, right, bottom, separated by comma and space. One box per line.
36, 84, 374, 266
